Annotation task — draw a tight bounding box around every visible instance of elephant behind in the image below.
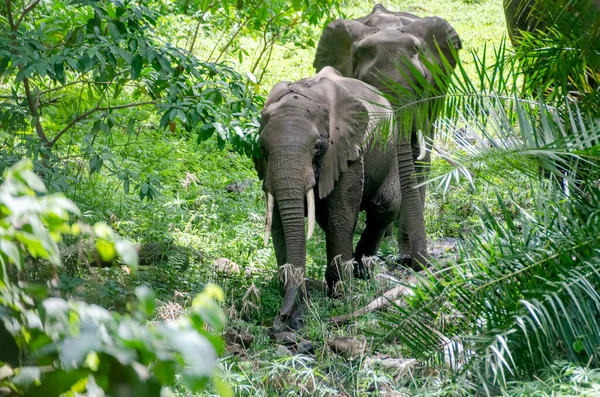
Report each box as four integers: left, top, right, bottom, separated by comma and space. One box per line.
313, 4, 462, 267
255, 67, 413, 331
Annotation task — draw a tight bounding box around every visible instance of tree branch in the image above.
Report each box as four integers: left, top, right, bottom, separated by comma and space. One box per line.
5, 0, 49, 145
49, 100, 160, 147
213, 0, 265, 63
4, 0, 16, 29
250, 6, 291, 74
188, 2, 216, 54
22, 79, 49, 146
16, 0, 42, 27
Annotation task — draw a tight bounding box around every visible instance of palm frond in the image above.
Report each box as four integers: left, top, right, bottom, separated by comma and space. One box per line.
374, 7, 600, 391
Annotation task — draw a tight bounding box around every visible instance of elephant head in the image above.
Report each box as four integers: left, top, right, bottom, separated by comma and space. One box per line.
313, 4, 461, 103
255, 67, 387, 324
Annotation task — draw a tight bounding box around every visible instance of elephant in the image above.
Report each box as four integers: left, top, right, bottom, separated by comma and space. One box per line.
313, 4, 462, 268
255, 66, 414, 330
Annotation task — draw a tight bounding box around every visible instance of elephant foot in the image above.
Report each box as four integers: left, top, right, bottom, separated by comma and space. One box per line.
326, 281, 343, 299
273, 313, 304, 333
274, 295, 306, 333
397, 253, 428, 270
353, 262, 371, 280
398, 254, 412, 268
411, 252, 429, 270
270, 331, 315, 355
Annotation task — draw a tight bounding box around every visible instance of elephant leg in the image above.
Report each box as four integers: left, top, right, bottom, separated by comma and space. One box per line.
324, 159, 363, 293
354, 207, 397, 279
398, 142, 428, 269
354, 162, 400, 278
397, 210, 411, 260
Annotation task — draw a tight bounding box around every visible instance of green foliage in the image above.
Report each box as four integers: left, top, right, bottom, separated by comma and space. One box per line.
0, 160, 229, 396
504, 0, 600, 111
501, 362, 600, 396
0, 0, 262, 200
376, 21, 600, 393
150, 0, 346, 80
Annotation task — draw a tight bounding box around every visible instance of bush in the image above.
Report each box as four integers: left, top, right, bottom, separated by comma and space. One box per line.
0, 160, 229, 396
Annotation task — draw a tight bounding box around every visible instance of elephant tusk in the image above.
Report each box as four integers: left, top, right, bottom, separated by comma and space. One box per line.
306, 189, 315, 240
417, 130, 426, 161
264, 193, 275, 247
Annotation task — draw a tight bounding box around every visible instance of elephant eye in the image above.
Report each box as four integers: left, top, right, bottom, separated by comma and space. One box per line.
313, 140, 323, 154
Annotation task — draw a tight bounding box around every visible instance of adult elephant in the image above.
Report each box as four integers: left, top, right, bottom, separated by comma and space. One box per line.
255, 66, 410, 330
313, 4, 461, 268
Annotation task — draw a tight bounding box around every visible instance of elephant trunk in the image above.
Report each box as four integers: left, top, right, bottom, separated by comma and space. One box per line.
265, 153, 315, 320
264, 189, 314, 246
274, 185, 307, 319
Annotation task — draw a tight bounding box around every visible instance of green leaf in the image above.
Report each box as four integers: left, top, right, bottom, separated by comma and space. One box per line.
96, 239, 116, 262
107, 22, 120, 40
0, 56, 10, 75
115, 240, 138, 269
59, 334, 103, 370
20, 169, 46, 192
197, 304, 226, 333
127, 118, 136, 134
91, 120, 101, 134
162, 328, 217, 379
213, 376, 233, 397
221, 0, 229, 13
153, 361, 176, 385
13, 367, 41, 390
88, 155, 103, 175
131, 54, 143, 79
135, 286, 155, 317
0, 318, 20, 367
292, 0, 302, 11
573, 339, 585, 353
1, 239, 23, 270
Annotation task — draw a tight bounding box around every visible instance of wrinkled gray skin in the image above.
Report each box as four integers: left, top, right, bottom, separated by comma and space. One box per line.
313, 4, 462, 268
255, 67, 411, 330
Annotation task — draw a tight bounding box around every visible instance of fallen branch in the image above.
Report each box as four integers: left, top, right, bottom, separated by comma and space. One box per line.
331, 274, 419, 325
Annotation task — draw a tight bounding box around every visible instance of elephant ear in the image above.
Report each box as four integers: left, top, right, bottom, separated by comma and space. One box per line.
310, 75, 369, 198
313, 20, 376, 77
401, 17, 462, 69
253, 112, 268, 182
